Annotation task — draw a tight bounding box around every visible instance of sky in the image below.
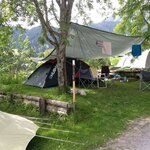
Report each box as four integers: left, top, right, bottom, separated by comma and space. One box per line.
10, 0, 120, 29
82, 0, 120, 23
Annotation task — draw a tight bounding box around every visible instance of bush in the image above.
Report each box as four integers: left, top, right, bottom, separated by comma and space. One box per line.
0, 74, 25, 84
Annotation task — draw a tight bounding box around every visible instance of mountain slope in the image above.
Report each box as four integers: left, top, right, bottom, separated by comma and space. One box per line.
90, 20, 119, 32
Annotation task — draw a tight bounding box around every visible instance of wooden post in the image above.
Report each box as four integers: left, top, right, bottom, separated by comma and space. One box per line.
39, 98, 46, 115
72, 60, 76, 111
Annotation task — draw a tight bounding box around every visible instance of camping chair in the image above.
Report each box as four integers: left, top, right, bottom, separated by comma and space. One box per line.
139, 71, 150, 91
79, 68, 99, 88
101, 65, 110, 78
99, 66, 116, 87
91, 68, 100, 88
99, 66, 110, 88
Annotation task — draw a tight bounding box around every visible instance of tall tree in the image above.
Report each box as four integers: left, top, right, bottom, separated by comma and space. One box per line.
114, 0, 150, 49
0, 35, 36, 77
0, 2, 13, 51
1, 0, 112, 90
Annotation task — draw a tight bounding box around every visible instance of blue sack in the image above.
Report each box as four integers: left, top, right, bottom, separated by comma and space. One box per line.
132, 45, 141, 57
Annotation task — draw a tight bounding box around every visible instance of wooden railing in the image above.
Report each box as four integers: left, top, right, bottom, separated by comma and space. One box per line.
0, 92, 72, 115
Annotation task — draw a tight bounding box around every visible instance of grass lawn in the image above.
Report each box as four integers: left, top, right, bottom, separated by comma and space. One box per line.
0, 81, 150, 150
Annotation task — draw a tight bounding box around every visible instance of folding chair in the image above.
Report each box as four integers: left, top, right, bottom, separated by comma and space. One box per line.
100, 66, 116, 87
91, 68, 100, 88
140, 71, 150, 91
99, 66, 110, 88
79, 68, 99, 88
99, 73, 108, 88
101, 65, 110, 78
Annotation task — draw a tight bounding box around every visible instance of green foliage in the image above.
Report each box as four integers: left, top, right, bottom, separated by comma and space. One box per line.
110, 57, 120, 66
87, 58, 111, 69
0, 74, 25, 84
0, 34, 36, 81
0, 26, 12, 50
114, 0, 150, 49
0, 1, 13, 50
1, 82, 150, 150
38, 35, 46, 45
86, 57, 120, 68
37, 48, 54, 58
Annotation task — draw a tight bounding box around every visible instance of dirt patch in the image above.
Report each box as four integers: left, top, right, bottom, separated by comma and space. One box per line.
94, 117, 150, 150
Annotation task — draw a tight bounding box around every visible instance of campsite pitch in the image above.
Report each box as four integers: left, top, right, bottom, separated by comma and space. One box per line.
1, 81, 150, 150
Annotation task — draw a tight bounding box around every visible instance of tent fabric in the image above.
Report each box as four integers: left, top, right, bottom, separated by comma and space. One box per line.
44, 22, 144, 61
131, 49, 150, 68
24, 58, 90, 88
25, 61, 58, 88
0, 111, 39, 150
116, 55, 133, 68
116, 49, 150, 69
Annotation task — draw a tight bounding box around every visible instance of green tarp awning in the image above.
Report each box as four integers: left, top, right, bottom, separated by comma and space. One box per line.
44, 22, 144, 60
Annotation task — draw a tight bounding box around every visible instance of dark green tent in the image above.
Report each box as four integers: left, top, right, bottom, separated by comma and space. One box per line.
24, 58, 89, 88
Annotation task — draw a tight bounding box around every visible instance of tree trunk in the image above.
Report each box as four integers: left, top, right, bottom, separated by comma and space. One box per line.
56, 41, 67, 91
54, 0, 74, 91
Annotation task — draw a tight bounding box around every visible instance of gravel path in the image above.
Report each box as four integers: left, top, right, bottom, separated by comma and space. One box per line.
94, 117, 150, 150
